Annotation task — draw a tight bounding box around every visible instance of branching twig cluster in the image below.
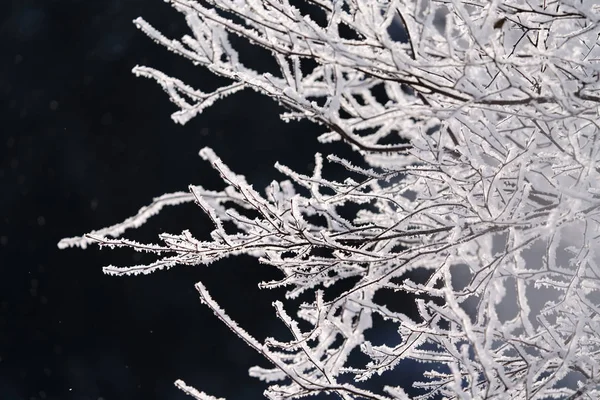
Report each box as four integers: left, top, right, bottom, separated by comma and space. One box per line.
60, 1, 600, 399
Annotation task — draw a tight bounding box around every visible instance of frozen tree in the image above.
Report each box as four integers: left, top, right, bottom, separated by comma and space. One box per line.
60, 0, 600, 399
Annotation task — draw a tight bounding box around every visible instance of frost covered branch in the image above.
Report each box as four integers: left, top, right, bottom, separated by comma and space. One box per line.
60, 1, 600, 399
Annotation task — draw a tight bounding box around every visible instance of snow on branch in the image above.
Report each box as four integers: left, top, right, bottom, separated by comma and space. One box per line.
61, 0, 600, 399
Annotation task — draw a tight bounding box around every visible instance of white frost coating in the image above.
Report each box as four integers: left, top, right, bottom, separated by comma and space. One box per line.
58, 191, 194, 249
133, 66, 246, 125
62, 0, 600, 399
175, 380, 225, 400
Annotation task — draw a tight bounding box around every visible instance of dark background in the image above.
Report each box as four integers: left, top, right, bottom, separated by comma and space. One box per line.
0, 2, 421, 400
1, 1, 327, 399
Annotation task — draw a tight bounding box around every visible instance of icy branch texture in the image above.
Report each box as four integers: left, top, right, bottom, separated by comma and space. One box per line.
60, 1, 600, 399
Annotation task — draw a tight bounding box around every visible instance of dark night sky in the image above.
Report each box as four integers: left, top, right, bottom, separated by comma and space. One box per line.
1, 1, 326, 399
